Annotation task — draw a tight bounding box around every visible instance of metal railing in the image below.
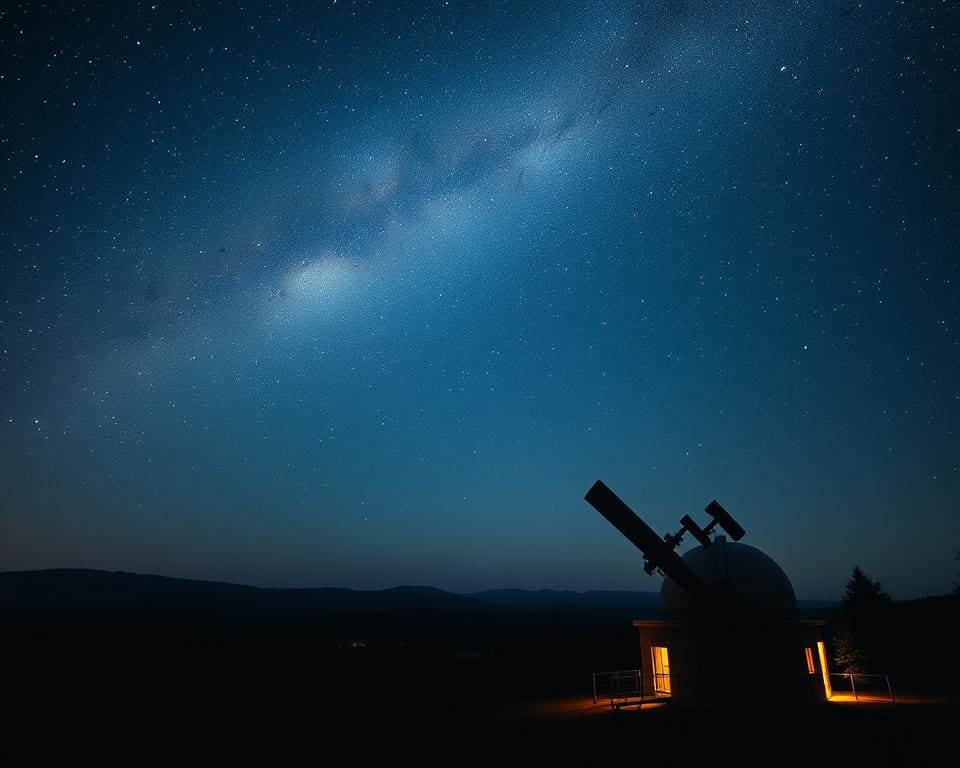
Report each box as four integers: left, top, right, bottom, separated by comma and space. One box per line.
829, 672, 895, 703
593, 669, 642, 708
592, 669, 675, 709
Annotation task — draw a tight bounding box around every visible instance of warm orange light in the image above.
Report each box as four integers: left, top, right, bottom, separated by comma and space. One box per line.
651, 646, 671, 695
816, 641, 832, 698
805, 647, 816, 675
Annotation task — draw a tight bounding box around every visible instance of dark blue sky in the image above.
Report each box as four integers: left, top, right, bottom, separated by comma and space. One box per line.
2, 1, 957, 599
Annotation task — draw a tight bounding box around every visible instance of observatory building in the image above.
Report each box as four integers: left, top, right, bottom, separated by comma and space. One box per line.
585, 480, 832, 708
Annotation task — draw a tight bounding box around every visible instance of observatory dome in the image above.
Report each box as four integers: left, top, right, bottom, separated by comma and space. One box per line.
660, 539, 797, 620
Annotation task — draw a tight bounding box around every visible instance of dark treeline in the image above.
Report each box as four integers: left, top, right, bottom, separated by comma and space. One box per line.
826, 566, 960, 690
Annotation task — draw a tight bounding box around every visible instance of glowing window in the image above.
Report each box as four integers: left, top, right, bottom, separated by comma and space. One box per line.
804, 646, 816, 675
651, 645, 671, 694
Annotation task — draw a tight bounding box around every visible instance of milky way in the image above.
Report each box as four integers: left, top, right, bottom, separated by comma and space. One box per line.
2, 1, 957, 597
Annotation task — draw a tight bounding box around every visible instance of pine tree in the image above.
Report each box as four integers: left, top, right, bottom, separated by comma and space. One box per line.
842, 565, 890, 609
836, 565, 892, 675
832, 616, 867, 675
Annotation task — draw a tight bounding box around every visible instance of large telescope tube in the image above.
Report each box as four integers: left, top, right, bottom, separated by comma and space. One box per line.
584, 480, 712, 606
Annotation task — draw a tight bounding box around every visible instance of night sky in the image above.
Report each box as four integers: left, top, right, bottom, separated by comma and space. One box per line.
2, 1, 957, 599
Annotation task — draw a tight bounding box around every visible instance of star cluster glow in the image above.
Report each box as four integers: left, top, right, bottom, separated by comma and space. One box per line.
1, 1, 957, 597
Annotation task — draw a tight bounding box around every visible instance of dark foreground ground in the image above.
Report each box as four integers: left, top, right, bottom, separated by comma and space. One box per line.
6, 629, 957, 766
5, 686, 958, 766
3, 571, 958, 764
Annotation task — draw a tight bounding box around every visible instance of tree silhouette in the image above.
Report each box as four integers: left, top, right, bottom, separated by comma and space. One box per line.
832, 565, 892, 675
843, 565, 890, 609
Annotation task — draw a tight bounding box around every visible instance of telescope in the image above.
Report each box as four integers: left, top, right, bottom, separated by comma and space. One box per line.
584, 480, 746, 608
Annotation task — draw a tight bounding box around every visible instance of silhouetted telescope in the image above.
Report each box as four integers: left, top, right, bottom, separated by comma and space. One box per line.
584, 480, 746, 607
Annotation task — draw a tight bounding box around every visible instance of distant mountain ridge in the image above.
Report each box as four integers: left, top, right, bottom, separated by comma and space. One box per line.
0, 569, 664, 621
0, 569, 838, 623
465, 588, 661, 610
0, 569, 486, 619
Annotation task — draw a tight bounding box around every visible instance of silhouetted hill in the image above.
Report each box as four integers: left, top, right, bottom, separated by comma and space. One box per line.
466, 588, 660, 611
858, 591, 960, 687
0, 568, 489, 624
466, 588, 839, 613
1, 569, 840, 625
2, 568, 654, 721
1, 569, 676, 620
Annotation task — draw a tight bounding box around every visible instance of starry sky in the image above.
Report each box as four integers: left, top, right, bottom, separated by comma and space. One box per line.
2, 1, 957, 599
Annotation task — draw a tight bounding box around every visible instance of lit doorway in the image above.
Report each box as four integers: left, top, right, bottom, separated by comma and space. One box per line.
651, 646, 671, 694
817, 641, 832, 699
